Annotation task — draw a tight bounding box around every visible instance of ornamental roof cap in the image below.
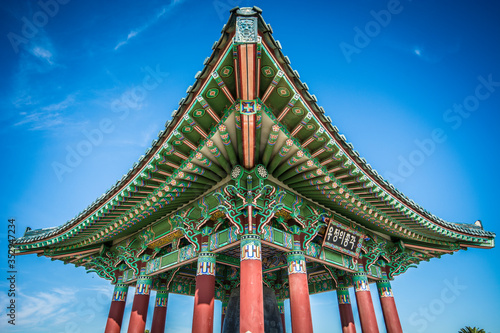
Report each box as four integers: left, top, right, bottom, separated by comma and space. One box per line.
233, 6, 262, 16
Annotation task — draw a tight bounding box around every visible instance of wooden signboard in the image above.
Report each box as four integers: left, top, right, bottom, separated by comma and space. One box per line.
322, 217, 364, 258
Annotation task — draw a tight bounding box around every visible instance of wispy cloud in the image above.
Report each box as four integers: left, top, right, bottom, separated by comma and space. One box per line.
411, 40, 461, 63
14, 93, 77, 130
20, 33, 58, 74
16, 287, 78, 327
42, 94, 76, 112
114, 0, 186, 50
9, 23, 63, 131
384, 36, 461, 64
13, 110, 63, 129
0, 284, 115, 332
30, 46, 54, 65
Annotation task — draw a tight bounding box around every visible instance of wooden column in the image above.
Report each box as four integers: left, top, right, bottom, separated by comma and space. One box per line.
104, 276, 128, 333
240, 234, 264, 333
353, 264, 379, 333
151, 285, 168, 333
192, 252, 216, 333
127, 268, 152, 333
377, 272, 403, 333
287, 250, 313, 333
337, 277, 356, 333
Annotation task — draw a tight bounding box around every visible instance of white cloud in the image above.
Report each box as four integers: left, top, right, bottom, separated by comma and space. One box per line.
13, 93, 77, 130
9, 25, 61, 131
127, 30, 138, 39
114, 40, 127, 50
31, 46, 54, 65
17, 287, 78, 327
42, 94, 76, 112
0, 284, 115, 333
13, 110, 63, 129
114, 0, 186, 50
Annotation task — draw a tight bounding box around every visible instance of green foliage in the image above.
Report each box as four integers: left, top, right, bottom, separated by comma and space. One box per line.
458, 326, 486, 333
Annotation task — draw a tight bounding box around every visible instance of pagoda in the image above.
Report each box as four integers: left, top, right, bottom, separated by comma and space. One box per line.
13, 7, 495, 333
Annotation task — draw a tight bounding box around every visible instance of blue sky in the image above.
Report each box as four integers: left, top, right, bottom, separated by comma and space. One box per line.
1, 0, 499, 332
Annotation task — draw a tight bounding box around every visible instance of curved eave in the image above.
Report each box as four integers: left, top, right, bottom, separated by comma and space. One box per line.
13, 7, 495, 253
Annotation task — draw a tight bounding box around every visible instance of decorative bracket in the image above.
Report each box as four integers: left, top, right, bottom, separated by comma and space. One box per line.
114, 240, 143, 274
361, 236, 387, 270
215, 165, 285, 235
381, 241, 419, 279
288, 204, 328, 249
172, 206, 223, 252
323, 264, 339, 287
86, 251, 121, 283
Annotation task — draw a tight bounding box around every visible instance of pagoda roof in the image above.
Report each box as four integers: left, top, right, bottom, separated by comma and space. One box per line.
14, 7, 494, 257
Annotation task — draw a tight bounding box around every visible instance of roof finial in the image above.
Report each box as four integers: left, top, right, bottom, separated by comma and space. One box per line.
236, 7, 260, 16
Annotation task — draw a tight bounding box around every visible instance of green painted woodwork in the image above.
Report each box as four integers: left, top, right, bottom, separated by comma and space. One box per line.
155, 289, 169, 307
320, 248, 344, 265
13, 8, 494, 300
112, 279, 128, 302
287, 250, 307, 275
352, 264, 370, 292
135, 269, 153, 295
261, 124, 281, 167
214, 165, 285, 235
123, 269, 135, 283
267, 138, 293, 174
216, 253, 240, 267
218, 124, 238, 167
336, 277, 351, 304
255, 110, 263, 164
160, 252, 178, 267
273, 229, 284, 246
376, 273, 394, 298
197, 252, 216, 276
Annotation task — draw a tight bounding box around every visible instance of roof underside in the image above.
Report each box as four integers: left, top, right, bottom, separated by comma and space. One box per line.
14, 7, 495, 257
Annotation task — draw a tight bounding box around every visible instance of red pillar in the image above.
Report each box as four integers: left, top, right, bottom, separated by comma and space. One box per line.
192, 252, 216, 333
240, 234, 264, 333
104, 277, 129, 333
127, 268, 152, 333
336, 277, 356, 333
287, 250, 313, 333
151, 287, 168, 333
353, 264, 379, 333
377, 272, 403, 333
277, 299, 286, 333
